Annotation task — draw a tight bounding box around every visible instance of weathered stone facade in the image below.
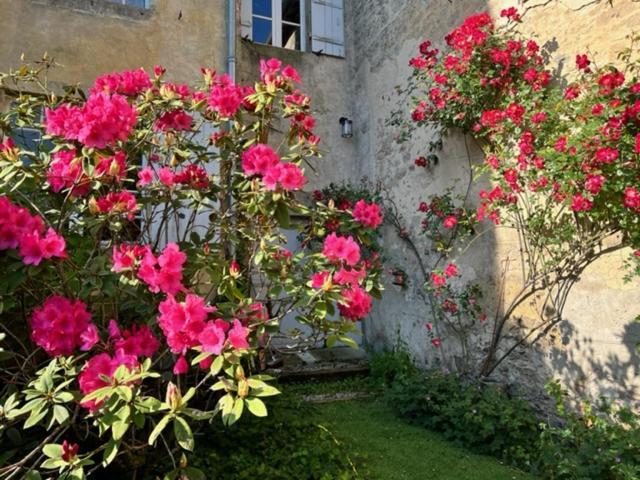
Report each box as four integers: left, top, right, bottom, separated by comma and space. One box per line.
0, 0, 638, 405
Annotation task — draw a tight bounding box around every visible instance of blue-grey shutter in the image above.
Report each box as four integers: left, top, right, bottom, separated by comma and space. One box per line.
310, 0, 344, 57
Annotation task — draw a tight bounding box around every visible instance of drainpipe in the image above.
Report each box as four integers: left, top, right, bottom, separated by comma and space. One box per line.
226, 0, 236, 81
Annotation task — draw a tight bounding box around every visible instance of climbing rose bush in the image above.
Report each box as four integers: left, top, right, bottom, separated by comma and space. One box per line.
0, 59, 382, 478
391, 7, 640, 376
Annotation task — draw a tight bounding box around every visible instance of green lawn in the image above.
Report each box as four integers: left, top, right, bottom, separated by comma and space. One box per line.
313, 398, 537, 480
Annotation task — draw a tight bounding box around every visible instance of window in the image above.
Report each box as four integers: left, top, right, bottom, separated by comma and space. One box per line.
246, 0, 305, 51
241, 0, 344, 56
104, 0, 150, 8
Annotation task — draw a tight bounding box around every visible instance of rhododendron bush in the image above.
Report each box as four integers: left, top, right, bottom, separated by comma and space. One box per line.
0, 58, 381, 479
391, 8, 640, 377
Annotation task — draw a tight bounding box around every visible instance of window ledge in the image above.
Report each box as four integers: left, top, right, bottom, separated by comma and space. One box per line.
241, 37, 345, 59
30, 0, 153, 21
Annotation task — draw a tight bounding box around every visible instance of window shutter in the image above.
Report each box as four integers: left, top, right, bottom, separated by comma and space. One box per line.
310, 0, 344, 57
240, 0, 252, 39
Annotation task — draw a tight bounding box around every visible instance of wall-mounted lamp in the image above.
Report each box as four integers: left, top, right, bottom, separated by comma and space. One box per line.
339, 117, 353, 138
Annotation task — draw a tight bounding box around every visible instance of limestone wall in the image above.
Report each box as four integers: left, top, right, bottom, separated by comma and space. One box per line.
344, 0, 640, 405
0, 0, 227, 87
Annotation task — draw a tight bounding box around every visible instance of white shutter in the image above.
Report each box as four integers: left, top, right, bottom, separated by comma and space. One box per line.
310, 0, 344, 57
240, 0, 252, 39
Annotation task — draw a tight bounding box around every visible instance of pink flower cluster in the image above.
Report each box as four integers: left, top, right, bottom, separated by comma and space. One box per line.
78, 351, 138, 411
112, 242, 186, 295
45, 92, 137, 149
95, 151, 128, 183
47, 149, 91, 196
158, 294, 250, 373
154, 109, 194, 131
29, 296, 97, 356
241, 144, 306, 191
259, 58, 301, 85
322, 233, 361, 267
208, 74, 244, 118
0, 196, 66, 265
338, 285, 372, 321
351, 199, 383, 229
91, 68, 152, 97
95, 191, 139, 220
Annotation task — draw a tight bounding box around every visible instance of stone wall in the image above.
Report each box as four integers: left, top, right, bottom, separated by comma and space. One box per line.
344, 0, 640, 406
0, 0, 227, 88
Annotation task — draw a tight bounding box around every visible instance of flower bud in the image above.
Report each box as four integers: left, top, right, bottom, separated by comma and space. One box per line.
165, 381, 182, 411
237, 378, 250, 398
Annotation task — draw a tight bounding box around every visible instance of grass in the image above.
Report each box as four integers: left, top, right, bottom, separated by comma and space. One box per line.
311, 396, 537, 480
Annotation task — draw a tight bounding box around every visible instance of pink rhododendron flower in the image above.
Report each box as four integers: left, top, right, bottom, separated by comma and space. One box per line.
94, 151, 127, 183
30, 296, 96, 356
311, 271, 331, 289
338, 285, 372, 321
95, 191, 139, 220
500, 7, 520, 21
61, 440, 79, 463
334, 267, 366, 286
45, 92, 137, 149
199, 320, 227, 354
282, 65, 301, 83
208, 74, 243, 118
173, 355, 189, 375
352, 200, 383, 229
80, 324, 100, 351
154, 109, 193, 131
431, 338, 442, 347
278, 163, 306, 190
260, 58, 282, 83
228, 319, 250, 350
322, 233, 361, 267
158, 167, 176, 187
134, 243, 186, 295
241, 144, 280, 177
47, 149, 91, 196
158, 294, 215, 354
78, 352, 137, 411
91, 68, 151, 96
112, 323, 160, 358
174, 164, 210, 189
137, 166, 154, 187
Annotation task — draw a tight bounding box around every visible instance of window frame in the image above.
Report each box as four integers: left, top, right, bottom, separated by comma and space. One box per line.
249, 0, 307, 52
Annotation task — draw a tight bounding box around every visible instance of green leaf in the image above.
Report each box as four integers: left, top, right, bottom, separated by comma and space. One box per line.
24, 471, 41, 480
148, 415, 171, 446
173, 417, 194, 451
252, 385, 281, 397
209, 355, 224, 376
42, 443, 63, 459
52, 404, 69, 425
111, 420, 129, 441
24, 408, 47, 429
275, 202, 291, 228
245, 397, 268, 417
102, 439, 119, 467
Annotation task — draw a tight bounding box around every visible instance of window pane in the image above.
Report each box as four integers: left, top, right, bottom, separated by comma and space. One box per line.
252, 16, 273, 45
252, 0, 271, 17
282, 0, 300, 24
282, 23, 300, 50
125, 0, 147, 7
